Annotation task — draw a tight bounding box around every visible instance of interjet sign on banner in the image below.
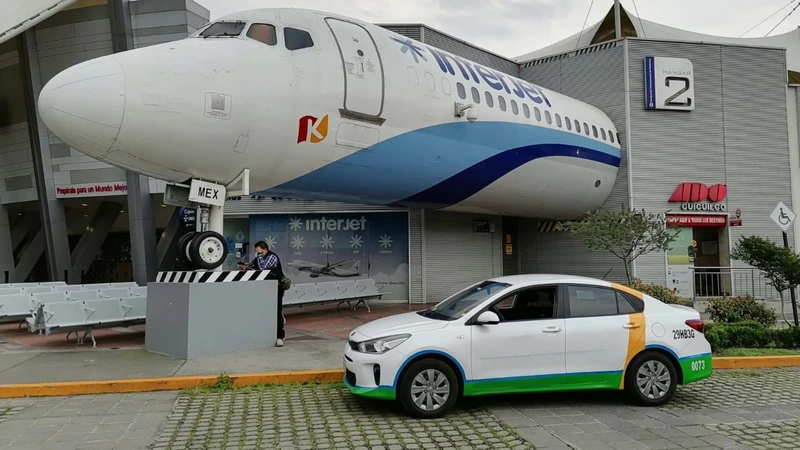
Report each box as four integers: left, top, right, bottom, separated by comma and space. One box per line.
644, 56, 695, 111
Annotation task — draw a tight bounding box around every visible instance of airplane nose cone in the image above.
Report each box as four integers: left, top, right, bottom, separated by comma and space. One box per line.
38, 56, 125, 159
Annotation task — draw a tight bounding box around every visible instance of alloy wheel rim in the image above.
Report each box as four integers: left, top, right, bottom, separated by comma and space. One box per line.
198, 237, 223, 263
636, 360, 671, 399
410, 369, 450, 411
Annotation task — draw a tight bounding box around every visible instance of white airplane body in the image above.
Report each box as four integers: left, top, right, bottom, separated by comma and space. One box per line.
38, 7, 621, 219
36, 7, 622, 269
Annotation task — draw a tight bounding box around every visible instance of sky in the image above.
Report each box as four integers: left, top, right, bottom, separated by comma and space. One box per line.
190, 0, 800, 59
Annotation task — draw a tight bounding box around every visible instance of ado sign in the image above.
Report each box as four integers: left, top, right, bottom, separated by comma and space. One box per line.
668, 183, 727, 211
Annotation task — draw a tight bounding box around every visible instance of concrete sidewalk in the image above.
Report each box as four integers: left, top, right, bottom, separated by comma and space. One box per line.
0, 340, 345, 385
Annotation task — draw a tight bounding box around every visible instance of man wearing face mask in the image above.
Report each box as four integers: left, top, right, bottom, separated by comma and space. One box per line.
238, 241, 287, 347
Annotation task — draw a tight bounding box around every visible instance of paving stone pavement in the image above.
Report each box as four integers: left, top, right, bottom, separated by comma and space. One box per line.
489, 367, 800, 450
0, 391, 179, 450
0, 367, 799, 449
154, 384, 533, 450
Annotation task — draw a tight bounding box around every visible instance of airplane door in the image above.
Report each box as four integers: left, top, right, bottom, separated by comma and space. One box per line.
324, 18, 385, 120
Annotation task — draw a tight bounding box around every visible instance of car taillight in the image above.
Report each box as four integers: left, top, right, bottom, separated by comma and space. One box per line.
685, 319, 704, 333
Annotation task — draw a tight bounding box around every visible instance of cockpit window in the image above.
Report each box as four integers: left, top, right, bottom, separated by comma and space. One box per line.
247, 24, 277, 45
199, 21, 246, 38
284, 27, 313, 50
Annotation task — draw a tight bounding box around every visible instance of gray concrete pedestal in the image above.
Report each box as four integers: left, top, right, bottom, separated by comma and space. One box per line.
145, 275, 278, 359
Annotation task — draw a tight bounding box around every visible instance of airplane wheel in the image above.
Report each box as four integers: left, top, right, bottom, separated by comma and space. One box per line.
188, 231, 228, 270
177, 231, 196, 267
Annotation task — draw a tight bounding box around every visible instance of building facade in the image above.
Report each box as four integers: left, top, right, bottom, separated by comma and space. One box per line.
0, 0, 209, 285
3, 2, 798, 304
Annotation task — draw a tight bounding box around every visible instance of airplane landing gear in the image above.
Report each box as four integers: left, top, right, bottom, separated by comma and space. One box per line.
167, 171, 250, 272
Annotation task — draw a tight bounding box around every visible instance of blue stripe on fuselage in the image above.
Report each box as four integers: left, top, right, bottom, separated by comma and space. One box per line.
259, 121, 621, 205
396, 143, 619, 209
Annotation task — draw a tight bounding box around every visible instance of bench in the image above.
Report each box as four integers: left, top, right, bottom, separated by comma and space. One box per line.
283, 278, 390, 313
0, 282, 149, 342
32, 297, 147, 347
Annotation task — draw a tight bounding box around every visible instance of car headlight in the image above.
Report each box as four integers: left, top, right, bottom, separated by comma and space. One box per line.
355, 334, 411, 354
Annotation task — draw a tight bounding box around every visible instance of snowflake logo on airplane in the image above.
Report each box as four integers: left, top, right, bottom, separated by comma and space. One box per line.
390, 36, 426, 63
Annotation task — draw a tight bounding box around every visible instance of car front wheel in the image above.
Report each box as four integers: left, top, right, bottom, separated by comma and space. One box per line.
397, 358, 458, 419
624, 351, 678, 406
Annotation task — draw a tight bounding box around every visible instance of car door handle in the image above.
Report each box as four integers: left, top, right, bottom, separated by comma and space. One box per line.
623, 323, 641, 329
542, 326, 562, 333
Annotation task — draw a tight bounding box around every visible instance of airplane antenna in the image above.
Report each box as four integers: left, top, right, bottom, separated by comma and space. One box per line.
602, 268, 613, 280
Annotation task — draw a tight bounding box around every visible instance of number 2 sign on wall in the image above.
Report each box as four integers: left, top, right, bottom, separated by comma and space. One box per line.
644, 56, 695, 111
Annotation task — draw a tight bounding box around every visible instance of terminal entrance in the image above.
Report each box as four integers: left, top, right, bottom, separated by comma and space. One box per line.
666, 214, 731, 299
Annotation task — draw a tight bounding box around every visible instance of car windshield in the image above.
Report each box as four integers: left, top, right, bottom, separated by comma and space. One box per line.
417, 281, 511, 321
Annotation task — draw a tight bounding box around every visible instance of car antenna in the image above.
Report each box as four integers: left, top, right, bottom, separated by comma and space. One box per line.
602, 268, 613, 280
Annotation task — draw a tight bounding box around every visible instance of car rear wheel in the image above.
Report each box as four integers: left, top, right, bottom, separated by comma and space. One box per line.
624, 351, 677, 407
398, 358, 458, 419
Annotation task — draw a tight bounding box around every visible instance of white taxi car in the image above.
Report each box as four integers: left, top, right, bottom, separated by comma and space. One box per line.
343, 274, 712, 419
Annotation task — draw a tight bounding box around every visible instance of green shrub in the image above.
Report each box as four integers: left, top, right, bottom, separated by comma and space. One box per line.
773, 326, 800, 349
704, 321, 774, 350
704, 295, 777, 327
626, 279, 682, 304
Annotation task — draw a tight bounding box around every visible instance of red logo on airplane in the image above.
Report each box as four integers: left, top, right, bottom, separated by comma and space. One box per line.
668, 183, 727, 203
297, 114, 329, 144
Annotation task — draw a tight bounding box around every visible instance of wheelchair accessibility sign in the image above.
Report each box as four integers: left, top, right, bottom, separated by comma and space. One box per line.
770, 201, 796, 232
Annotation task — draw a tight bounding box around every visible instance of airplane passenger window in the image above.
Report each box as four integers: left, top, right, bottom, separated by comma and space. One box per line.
471, 87, 481, 103
609, 131, 615, 143
498, 96, 507, 111
544, 110, 552, 125
457, 82, 466, 99
284, 27, 313, 50
490, 286, 558, 322
484, 91, 494, 108
601, 128, 607, 140
583, 122, 590, 136
534, 107, 541, 122
200, 21, 246, 38
592, 125, 598, 138
523, 104, 530, 118
565, 116, 572, 130
511, 100, 519, 115
441, 78, 451, 95
574, 119, 581, 133
555, 114, 562, 128
246, 24, 276, 45
407, 67, 419, 85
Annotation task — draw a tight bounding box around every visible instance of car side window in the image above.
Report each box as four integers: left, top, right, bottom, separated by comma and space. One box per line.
492, 286, 558, 322
567, 285, 620, 318
616, 292, 637, 314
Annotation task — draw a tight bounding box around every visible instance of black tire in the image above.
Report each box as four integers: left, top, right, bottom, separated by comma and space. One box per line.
397, 358, 459, 419
624, 351, 678, 407
177, 231, 196, 267
188, 231, 228, 270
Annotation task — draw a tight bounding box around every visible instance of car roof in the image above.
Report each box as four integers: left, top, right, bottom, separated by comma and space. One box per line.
485, 274, 612, 286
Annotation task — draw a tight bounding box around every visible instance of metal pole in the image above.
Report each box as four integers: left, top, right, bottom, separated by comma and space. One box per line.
614, 0, 622, 39
782, 231, 799, 326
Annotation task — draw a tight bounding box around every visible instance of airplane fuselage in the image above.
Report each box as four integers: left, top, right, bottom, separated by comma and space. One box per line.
38, 8, 622, 220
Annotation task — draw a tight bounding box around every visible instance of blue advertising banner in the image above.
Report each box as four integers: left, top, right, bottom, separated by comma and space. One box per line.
249, 212, 409, 300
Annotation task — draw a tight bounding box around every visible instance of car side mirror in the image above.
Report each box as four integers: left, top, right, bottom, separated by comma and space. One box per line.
476, 311, 500, 325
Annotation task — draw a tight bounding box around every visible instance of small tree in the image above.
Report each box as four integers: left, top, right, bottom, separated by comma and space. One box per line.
731, 235, 800, 327
556, 206, 681, 284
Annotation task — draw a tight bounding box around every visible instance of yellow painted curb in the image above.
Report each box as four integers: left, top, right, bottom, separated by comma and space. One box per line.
0, 356, 799, 398
712, 355, 800, 369
0, 369, 345, 398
